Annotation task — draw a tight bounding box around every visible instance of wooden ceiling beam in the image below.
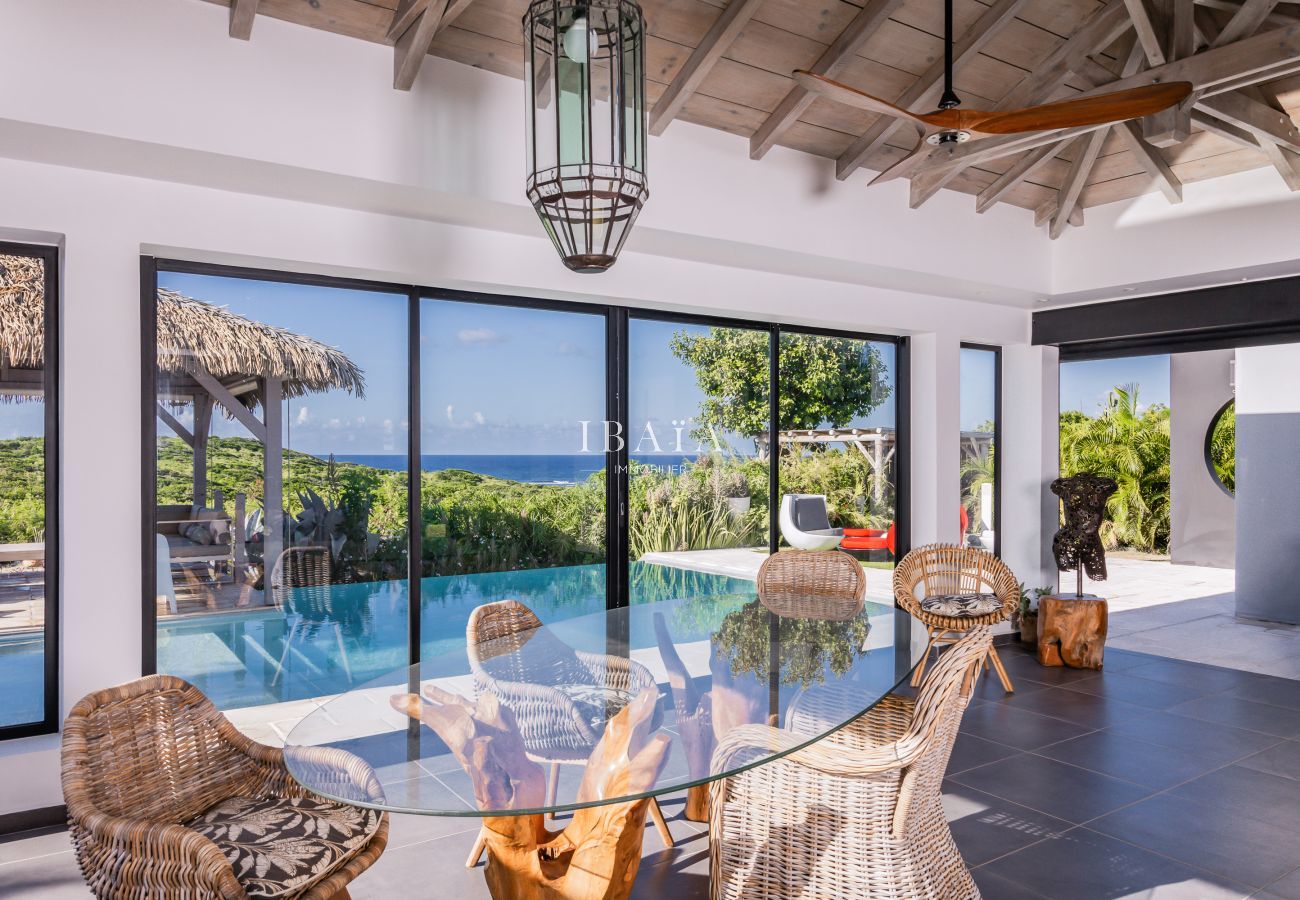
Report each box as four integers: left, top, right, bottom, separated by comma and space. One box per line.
1144, 0, 1195, 144
229, 0, 259, 40
1051, 128, 1108, 238
1194, 103, 1300, 188
650, 0, 766, 136
391, 0, 475, 90
975, 143, 1063, 212
748, 0, 906, 160
1196, 90, 1300, 151
1125, 0, 1168, 64
1211, 0, 1282, 44
1255, 137, 1300, 189
1035, 198, 1085, 226
1115, 120, 1184, 200
833, 0, 1030, 180
906, 23, 1300, 179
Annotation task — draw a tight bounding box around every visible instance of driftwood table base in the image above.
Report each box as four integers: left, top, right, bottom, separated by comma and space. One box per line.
391, 686, 669, 900
1037, 593, 1107, 669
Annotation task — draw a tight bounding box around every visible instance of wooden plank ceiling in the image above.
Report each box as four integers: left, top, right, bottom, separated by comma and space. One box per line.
203, 0, 1300, 235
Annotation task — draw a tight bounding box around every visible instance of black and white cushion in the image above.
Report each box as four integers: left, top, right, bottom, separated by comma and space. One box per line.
188, 795, 382, 898
920, 593, 1003, 619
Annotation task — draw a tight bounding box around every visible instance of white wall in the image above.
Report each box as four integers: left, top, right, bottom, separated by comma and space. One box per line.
0, 0, 1064, 815
1169, 350, 1236, 569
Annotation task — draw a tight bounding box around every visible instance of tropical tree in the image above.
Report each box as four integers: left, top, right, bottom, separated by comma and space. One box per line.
1208, 400, 1235, 492
1059, 384, 1171, 553
669, 329, 891, 439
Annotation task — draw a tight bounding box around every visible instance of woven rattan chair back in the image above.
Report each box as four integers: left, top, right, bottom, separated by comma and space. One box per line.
63, 675, 261, 826
893, 543, 1018, 630
270, 544, 333, 618
757, 550, 865, 618
710, 627, 991, 900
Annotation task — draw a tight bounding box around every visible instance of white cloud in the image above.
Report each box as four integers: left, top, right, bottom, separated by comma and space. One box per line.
457, 328, 506, 345
474, 411, 486, 425
295, 406, 311, 426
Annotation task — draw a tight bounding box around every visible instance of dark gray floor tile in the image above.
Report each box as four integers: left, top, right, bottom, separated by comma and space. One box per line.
971, 867, 1051, 899
959, 700, 1094, 751
1089, 792, 1298, 888
982, 826, 1253, 900
1238, 740, 1300, 781
1170, 765, 1300, 831
631, 829, 711, 899
1223, 677, 1300, 713
942, 781, 1071, 866
1095, 648, 1162, 673
0, 851, 91, 899
949, 753, 1152, 824
351, 831, 492, 899
384, 809, 482, 851
1006, 686, 1151, 730
1123, 659, 1257, 694
995, 650, 1106, 689
1105, 710, 1281, 765
947, 732, 1024, 775
1061, 669, 1218, 709
1035, 729, 1229, 790
1260, 867, 1300, 900
969, 668, 1051, 703
1169, 694, 1300, 738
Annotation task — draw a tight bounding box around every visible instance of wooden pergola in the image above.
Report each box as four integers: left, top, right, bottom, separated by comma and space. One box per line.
756, 426, 992, 500
0, 255, 364, 579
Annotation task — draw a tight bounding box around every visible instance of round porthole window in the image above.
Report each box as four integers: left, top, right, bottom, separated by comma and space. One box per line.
1204, 399, 1235, 496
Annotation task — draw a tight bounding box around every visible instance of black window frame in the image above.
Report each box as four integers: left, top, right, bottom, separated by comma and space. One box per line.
960, 342, 1002, 559
0, 241, 60, 741
140, 257, 908, 673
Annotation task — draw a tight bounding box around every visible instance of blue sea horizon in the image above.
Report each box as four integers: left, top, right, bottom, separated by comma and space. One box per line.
330, 452, 698, 484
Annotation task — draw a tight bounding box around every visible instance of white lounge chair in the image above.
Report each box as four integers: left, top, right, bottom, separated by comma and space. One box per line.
779, 494, 844, 551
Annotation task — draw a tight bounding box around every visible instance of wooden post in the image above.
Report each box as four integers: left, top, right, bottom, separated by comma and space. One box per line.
262, 377, 284, 590
192, 393, 213, 507
233, 492, 248, 591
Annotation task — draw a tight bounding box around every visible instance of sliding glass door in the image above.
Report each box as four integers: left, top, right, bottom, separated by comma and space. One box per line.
960, 345, 1000, 554
143, 261, 906, 714
626, 317, 770, 610
418, 297, 608, 653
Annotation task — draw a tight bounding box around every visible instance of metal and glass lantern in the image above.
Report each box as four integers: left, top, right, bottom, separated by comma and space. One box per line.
523, 0, 648, 273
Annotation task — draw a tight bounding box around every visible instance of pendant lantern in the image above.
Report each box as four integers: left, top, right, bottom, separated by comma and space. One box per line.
523, 0, 648, 273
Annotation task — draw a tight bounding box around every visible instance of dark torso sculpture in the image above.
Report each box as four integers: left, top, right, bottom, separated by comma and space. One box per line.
1051, 473, 1118, 596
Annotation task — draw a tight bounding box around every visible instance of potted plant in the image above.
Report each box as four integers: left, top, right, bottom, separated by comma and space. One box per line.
720, 472, 751, 516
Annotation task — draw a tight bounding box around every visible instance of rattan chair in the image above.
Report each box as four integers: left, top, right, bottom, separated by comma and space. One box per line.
463, 599, 673, 866
709, 626, 991, 900
757, 549, 866, 620
62, 675, 388, 899
893, 544, 1019, 693
269, 545, 353, 687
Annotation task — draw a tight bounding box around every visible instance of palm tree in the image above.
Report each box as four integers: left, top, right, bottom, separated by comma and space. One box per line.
1059, 384, 1170, 553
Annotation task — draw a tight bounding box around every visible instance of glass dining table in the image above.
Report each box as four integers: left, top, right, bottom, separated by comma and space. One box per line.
285, 591, 926, 900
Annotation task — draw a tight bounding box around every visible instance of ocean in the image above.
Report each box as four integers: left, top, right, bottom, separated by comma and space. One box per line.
331, 453, 697, 484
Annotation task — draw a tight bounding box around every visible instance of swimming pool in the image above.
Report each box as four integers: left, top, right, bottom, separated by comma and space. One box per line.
154, 561, 758, 710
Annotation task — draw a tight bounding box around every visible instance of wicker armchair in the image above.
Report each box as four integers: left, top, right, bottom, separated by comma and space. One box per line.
709, 627, 991, 900
62, 675, 388, 900
894, 543, 1019, 693
269, 545, 353, 687
463, 599, 673, 864
757, 550, 866, 620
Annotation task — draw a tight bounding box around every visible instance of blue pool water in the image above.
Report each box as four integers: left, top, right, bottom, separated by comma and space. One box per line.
153, 562, 758, 710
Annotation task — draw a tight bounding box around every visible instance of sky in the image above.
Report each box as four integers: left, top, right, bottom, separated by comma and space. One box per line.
960, 347, 997, 432
147, 273, 899, 457
1059, 354, 1171, 415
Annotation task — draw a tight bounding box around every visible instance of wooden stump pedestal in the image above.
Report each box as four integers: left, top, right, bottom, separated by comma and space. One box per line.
1037, 593, 1107, 669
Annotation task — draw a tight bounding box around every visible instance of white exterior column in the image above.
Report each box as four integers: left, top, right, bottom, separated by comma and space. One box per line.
908, 333, 962, 548
1000, 343, 1060, 591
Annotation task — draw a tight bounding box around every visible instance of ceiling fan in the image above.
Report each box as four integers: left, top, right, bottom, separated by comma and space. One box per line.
795, 0, 1192, 177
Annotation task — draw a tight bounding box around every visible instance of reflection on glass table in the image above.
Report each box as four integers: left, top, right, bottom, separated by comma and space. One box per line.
285, 595, 924, 900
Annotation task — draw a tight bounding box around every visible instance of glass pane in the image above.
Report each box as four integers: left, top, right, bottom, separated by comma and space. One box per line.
777, 333, 897, 604
0, 253, 48, 729
960, 347, 997, 552
153, 273, 410, 715
419, 298, 607, 646
627, 319, 768, 610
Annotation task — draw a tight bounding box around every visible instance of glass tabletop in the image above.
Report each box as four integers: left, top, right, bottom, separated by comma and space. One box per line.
284, 593, 925, 817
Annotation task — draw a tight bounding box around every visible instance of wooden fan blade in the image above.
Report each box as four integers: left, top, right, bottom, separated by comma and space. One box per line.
792, 71, 929, 125
944, 82, 1193, 135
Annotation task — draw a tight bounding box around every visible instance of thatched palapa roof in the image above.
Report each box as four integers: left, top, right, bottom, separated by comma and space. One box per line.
0, 254, 364, 400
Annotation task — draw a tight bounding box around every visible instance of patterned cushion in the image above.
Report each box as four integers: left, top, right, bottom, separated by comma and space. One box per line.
188, 796, 381, 899
920, 593, 1003, 619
